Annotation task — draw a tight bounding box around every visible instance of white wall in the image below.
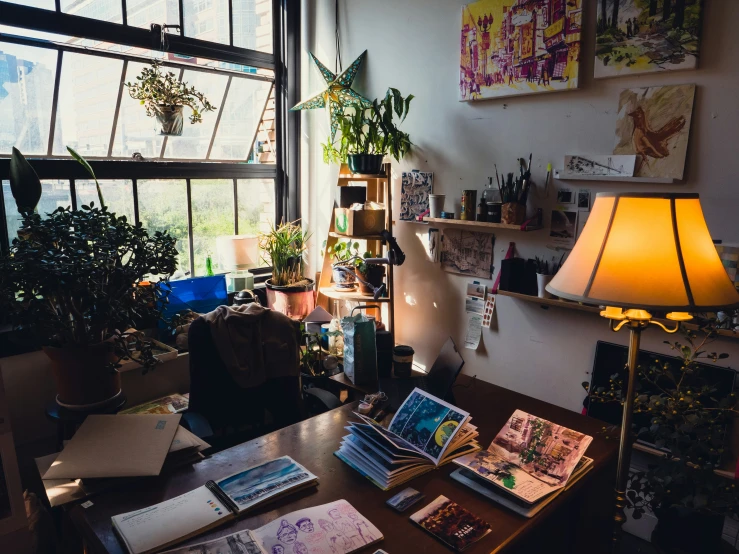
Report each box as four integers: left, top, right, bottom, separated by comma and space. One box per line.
300, 0, 739, 412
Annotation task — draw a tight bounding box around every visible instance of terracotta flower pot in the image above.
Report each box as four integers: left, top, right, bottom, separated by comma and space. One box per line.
265, 278, 315, 320
43, 340, 121, 409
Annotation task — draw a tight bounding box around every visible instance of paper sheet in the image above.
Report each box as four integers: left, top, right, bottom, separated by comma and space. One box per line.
464, 281, 485, 350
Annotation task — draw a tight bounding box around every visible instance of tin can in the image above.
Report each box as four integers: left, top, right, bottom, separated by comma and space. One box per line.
461, 190, 476, 221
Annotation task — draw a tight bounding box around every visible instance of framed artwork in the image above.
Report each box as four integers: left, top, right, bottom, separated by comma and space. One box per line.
441, 229, 494, 279
613, 84, 696, 180
460, 0, 582, 101
400, 171, 433, 222
595, 0, 703, 79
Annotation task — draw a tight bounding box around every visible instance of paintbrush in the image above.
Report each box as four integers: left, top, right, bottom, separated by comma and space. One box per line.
544, 163, 551, 198
494, 164, 502, 197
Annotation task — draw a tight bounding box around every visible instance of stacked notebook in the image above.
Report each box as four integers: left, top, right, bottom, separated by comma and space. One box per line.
451, 409, 593, 517
112, 456, 319, 554
335, 388, 480, 490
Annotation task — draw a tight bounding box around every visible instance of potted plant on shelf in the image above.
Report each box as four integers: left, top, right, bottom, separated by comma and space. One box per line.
325, 240, 361, 291
323, 88, 414, 175
0, 148, 179, 409
259, 221, 314, 319
533, 254, 564, 299
356, 251, 385, 295
586, 319, 739, 553
126, 61, 216, 136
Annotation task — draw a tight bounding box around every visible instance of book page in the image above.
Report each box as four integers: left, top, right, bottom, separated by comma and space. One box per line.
214, 456, 317, 513
111, 485, 231, 554
251, 500, 382, 554
161, 529, 263, 554
488, 410, 592, 486
387, 388, 471, 465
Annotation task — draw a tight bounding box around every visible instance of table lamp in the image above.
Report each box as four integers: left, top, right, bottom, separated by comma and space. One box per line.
546, 192, 739, 549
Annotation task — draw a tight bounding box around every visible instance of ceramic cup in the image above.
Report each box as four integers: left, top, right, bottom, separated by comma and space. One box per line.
537, 273, 554, 299
429, 194, 445, 218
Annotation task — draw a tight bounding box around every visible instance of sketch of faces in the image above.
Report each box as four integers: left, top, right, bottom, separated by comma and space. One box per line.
271, 546, 285, 554
318, 519, 334, 533
328, 509, 341, 520
292, 542, 308, 554
276, 520, 298, 544
296, 518, 314, 533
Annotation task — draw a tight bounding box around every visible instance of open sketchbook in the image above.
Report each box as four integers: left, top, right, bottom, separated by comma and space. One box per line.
112, 456, 318, 554
452, 410, 592, 506
159, 500, 382, 554
335, 388, 480, 490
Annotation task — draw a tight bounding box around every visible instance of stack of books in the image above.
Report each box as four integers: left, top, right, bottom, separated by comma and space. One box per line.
451, 409, 594, 517
335, 388, 480, 490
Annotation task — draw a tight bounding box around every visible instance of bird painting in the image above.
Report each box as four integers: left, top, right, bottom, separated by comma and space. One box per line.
614, 84, 696, 180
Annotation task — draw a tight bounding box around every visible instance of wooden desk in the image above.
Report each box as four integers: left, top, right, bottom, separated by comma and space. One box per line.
68, 375, 618, 554
329, 368, 427, 397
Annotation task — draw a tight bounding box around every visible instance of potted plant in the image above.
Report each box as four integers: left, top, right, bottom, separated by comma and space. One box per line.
323, 88, 414, 174
356, 252, 385, 295
0, 148, 179, 409
259, 221, 314, 319
325, 240, 361, 291
586, 319, 739, 553
533, 254, 564, 299
126, 62, 216, 136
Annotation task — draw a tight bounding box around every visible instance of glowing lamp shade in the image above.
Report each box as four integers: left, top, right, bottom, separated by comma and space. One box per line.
546, 193, 739, 311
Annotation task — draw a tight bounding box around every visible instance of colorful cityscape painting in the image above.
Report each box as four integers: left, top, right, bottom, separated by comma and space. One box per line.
460, 0, 583, 101
595, 0, 703, 79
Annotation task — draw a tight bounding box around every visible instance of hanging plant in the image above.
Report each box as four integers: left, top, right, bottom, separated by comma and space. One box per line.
126, 62, 216, 136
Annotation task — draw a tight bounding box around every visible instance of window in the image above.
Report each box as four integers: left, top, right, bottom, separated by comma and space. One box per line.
0, 0, 293, 273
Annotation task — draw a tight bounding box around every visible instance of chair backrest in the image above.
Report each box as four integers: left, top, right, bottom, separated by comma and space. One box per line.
187, 316, 304, 433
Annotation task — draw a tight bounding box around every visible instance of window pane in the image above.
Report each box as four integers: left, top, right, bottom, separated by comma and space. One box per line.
232, 0, 272, 54
138, 180, 190, 274
52, 53, 123, 156
162, 70, 228, 159
62, 0, 123, 24
209, 77, 270, 160
183, 0, 229, 45
75, 180, 135, 222
112, 61, 165, 158
0, 43, 57, 155
3, 180, 72, 242
3, 0, 54, 10
126, 0, 180, 30
191, 179, 233, 276
237, 178, 273, 237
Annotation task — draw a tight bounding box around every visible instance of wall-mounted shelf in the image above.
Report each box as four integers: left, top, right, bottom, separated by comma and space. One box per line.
423, 217, 541, 232
319, 287, 391, 303
497, 289, 739, 341
554, 169, 676, 184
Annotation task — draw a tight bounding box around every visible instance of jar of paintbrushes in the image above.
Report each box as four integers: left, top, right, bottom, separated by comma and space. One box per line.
494, 155, 532, 226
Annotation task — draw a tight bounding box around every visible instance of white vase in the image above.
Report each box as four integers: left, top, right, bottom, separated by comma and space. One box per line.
537, 273, 554, 299
429, 194, 445, 218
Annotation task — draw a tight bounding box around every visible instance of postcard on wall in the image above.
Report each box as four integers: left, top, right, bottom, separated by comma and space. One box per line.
555, 188, 574, 205
387, 487, 425, 513
489, 410, 592, 487
441, 229, 494, 279
562, 155, 637, 177
549, 210, 577, 248
577, 189, 590, 211
410, 495, 491, 552
427, 228, 440, 262
613, 84, 696, 180
595, 0, 702, 79
400, 171, 433, 222
460, 0, 582, 101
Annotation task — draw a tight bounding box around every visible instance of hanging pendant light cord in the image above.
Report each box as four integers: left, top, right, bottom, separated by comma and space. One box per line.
335, 0, 343, 73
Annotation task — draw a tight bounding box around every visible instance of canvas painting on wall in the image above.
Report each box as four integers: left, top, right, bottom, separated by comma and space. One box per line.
460, 0, 582, 101
441, 229, 494, 279
595, 0, 703, 79
400, 171, 433, 222
613, 84, 696, 180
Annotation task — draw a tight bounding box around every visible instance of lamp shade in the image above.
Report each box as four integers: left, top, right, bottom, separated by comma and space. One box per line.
216, 235, 259, 270
546, 192, 739, 311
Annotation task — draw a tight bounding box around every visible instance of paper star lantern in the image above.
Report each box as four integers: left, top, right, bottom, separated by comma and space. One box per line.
291, 50, 372, 140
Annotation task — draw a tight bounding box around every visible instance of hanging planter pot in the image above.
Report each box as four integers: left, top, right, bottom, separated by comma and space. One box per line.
347, 154, 383, 175
155, 105, 185, 136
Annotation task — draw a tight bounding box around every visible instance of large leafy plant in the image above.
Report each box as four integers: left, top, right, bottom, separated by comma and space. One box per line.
259, 221, 311, 287
0, 148, 178, 370
323, 88, 414, 164
126, 62, 216, 124
586, 318, 739, 518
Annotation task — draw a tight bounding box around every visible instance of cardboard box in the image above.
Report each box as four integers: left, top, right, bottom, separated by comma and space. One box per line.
334, 207, 386, 236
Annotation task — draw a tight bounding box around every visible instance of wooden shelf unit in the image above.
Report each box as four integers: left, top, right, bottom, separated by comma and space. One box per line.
317, 163, 395, 340
497, 289, 739, 341
422, 217, 541, 232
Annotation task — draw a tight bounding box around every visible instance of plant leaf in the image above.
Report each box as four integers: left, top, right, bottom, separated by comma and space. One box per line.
67, 146, 106, 209
9, 147, 42, 213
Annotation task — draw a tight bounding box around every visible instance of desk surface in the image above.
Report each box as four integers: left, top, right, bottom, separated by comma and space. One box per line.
69, 375, 618, 554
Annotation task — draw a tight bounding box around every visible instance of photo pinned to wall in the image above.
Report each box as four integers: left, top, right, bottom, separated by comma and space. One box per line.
460, 0, 583, 101
556, 188, 574, 205
595, 0, 703, 79
427, 228, 441, 262
400, 171, 434, 222
549, 210, 578, 248
441, 229, 494, 279
563, 154, 637, 177
614, 84, 696, 179
464, 281, 486, 351
577, 189, 591, 210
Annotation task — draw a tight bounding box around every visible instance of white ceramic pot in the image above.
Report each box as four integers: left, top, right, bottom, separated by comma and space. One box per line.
537, 273, 554, 299
429, 194, 446, 218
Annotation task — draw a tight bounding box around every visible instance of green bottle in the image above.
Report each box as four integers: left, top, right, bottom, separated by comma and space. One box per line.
205, 254, 214, 276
